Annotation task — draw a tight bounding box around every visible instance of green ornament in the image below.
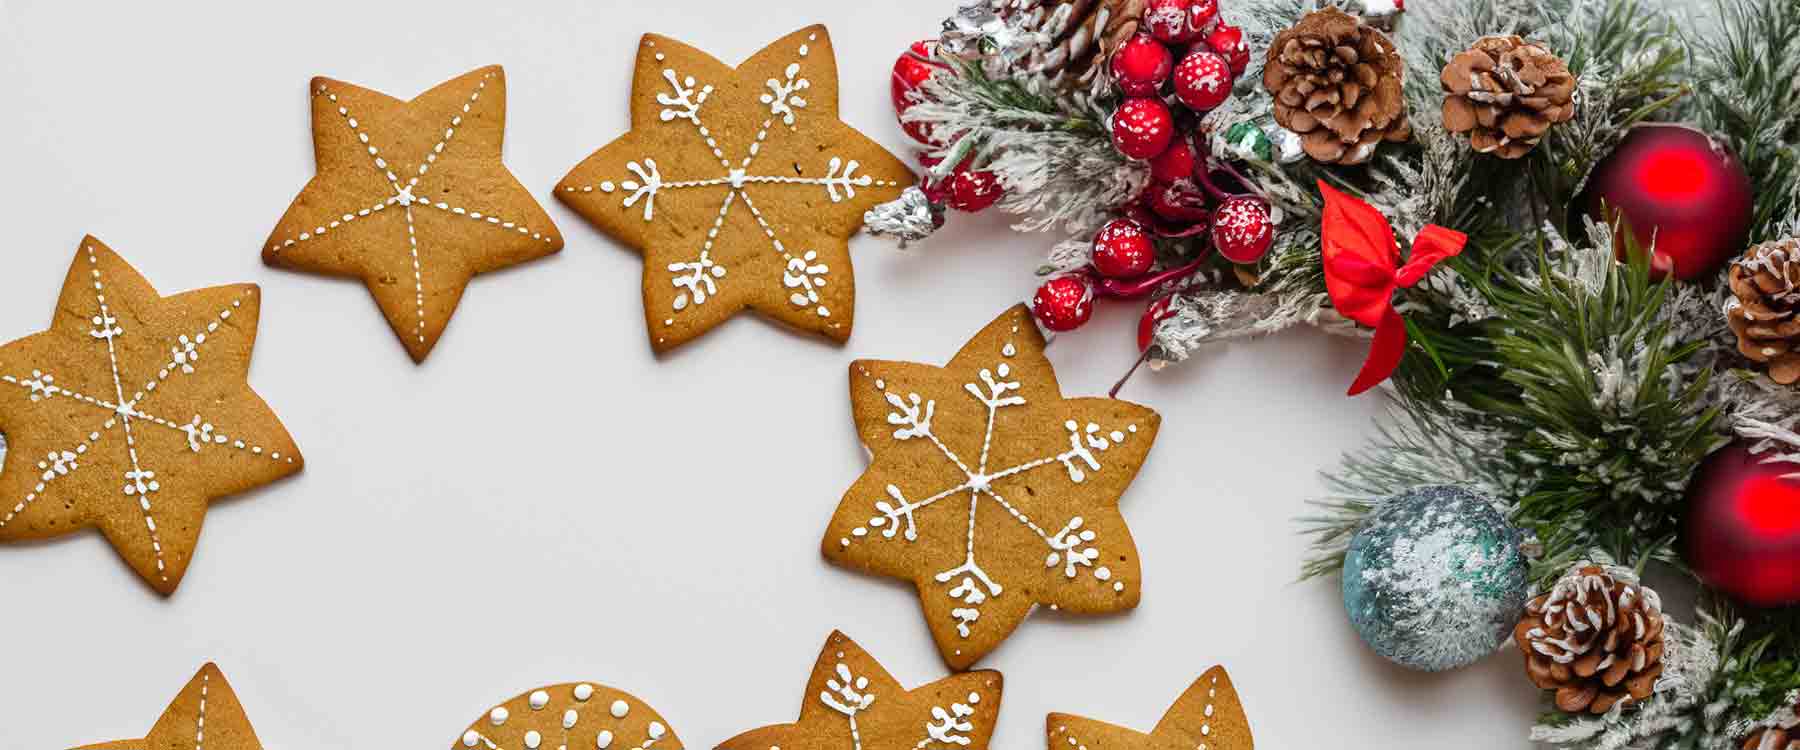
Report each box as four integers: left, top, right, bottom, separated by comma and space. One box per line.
1224, 122, 1273, 162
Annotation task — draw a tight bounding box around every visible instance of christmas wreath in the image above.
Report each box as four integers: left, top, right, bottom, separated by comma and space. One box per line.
870, 0, 1800, 746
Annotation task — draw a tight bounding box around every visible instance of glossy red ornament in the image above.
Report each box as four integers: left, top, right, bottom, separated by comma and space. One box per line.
892, 40, 946, 145
1032, 274, 1096, 332
1584, 124, 1753, 280
1091, 218, 1158, 279
1143, 0, 1204, 43
1318, 180, 1467, 395
1148, 134, 1199, 182
1206, 24, 1250, 76
1185, 0, 1221, 36
1110, 96, 1176, 160
1173, 49, 1233, 112
1211, 196, 1275, 264
1111, 33, 1174, 97
1685, 441, 1800, 606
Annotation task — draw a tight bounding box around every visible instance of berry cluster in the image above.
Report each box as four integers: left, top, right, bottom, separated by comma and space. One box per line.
1033, 0, 1275, 337
890, 40, 1007, 214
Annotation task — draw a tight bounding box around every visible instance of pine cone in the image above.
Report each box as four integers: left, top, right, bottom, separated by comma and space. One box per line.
1439, 36, 1576, 158
1743, 721, 1800, 750
989, 0, 1148, 86
1728, 237, 1800, 385
1513, 564, 1667, 715
1261, 7, 1411, 165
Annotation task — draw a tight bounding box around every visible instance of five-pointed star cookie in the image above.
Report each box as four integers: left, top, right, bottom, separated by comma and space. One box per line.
79, 663, 265, 750
719, 631, 1003, 750
556, 25, 913, 353
823, 305, 1161, 670
1047, 667, 1254, 750
452, 682, 680, 750
264, 65, 563, 363
0, 238, 302, 594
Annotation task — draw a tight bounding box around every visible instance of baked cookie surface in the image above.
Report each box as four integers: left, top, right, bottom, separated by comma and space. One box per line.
78, 663, 264, 750
1047, 667, 1254, 750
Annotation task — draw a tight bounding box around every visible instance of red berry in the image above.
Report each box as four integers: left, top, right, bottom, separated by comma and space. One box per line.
1186, 0, 1221, 37
1148, 180, 1211, 224
1144, 0, 1203, 43
948, 168, 1005, 212
1091, 218, 1157, 279
1110, 33, 1174, 97
1138, 296, 1177, 351
892, 40, 945, 145
1206, 24, 1250, 76
1148, 135, 1199, 182
1173, 49, 1233, 112
1032, 274, 1096, 332
1110, 96, 1175, 160
1211, 196, 1275, 263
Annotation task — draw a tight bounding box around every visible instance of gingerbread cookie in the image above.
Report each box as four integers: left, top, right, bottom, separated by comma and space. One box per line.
1047, 667, 1254, 750
79, 663, 265, 750
823, 305, 1160, 669
454, 682, 679, 750
719, 631, 1003, 750
556, 25, 913, 353
264, 65, 563, 362
0, 238, 302, 594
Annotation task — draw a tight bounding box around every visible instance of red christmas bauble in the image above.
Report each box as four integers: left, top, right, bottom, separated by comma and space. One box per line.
1110, 96, 1176, 160
1584, 124, 1753, 281
1032, 274, 1096, 331
1143, 0, 1204, 43
1684, 441, 1800, 606
1206, 24, 1250, 76
1173, 49, 1233, 112
1211, 196, 1275, 263
1148, 134, 1199, 183
1111, 33, 1174, 97
892, 40, 945, 145
1091, 218, 1158, 279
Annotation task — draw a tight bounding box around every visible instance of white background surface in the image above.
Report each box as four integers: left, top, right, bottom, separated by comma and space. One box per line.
0, 1, 1540, 747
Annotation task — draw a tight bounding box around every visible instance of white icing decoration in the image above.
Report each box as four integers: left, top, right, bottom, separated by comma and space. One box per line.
611, 699, 630, 718
597, 730, 614, 749
820, 663, 876, 750
575, 684, 595, 701
845, 335, 1138, 641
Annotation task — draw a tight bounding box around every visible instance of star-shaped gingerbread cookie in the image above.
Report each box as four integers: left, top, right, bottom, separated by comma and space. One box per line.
0, 238, 302, 594
264, 65, 563, 362
556, 26, 913, 353
719, 631, 1003, 750
1047, 667, 1254, 750
453, 681, 680, 750
79, 663, 265, 750
823, 305, 1161, 669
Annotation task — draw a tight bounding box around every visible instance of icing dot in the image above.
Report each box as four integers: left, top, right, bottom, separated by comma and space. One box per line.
565, 709, 580, 729
526, 731, 543, 749
1095, 567, 1112, 581
597, 731, 615, 749
611, 699, 630, 718
490, 707, 509, 726
648, 722, 667, 740
530, 690, 550, 710
574, 684, 595, 701
463, 730, 481, 747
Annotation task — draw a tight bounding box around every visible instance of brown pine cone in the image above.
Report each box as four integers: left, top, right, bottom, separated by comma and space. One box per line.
1743, 724, 1800, 750
1261, 7, 1411, 165
1728, 237, 1800, 384
1440, 36, 1576, 158
996, 0, 1148, 85
1513, 564, 1667, 715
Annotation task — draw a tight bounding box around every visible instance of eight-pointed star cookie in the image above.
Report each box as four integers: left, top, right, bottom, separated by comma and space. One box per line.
453, 681, 680, 750
0, 238, 302, 594
79, 663, 266, 750
264, 65, 563, 363
1047, 667, 1254, 750
556, 26, 913, 354
823, 304, 1161, 670
718, 631, 1003, 750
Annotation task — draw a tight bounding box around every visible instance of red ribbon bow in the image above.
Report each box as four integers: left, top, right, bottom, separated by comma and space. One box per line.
1318, 180, 1468, 396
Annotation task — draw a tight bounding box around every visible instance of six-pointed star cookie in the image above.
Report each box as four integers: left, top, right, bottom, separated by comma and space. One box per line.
0, 238, 302, 594
556, 25, 913, 353
719, 631, 1003, 750
452, 682, 680, 750
79, 663, 265, 750
264, 65, 563, 363
823, 304, 1161, 669
1047, 667, 1254, 750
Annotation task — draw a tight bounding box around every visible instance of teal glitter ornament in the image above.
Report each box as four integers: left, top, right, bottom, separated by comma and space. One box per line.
1222, 121, 1274, 162
1341, 485, 1528, 671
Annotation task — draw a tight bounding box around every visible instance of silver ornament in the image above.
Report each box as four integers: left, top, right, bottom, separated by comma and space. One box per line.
1341, 485, 1528, 672
863, 187, 947, 249
1271, 126, 1306, 164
